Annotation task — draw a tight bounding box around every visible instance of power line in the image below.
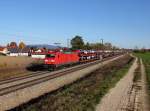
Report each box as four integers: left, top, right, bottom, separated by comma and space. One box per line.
67, 38, 70, 48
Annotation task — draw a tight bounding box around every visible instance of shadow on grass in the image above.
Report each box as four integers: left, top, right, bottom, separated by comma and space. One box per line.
26, 63, 47, 71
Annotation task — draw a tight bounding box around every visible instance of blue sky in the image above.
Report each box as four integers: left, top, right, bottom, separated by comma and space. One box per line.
0, 0, 150, 48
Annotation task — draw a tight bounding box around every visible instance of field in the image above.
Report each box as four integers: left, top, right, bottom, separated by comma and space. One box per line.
12, 55, 133, 111
0, 56, 36, 79
134, 52, 150, 95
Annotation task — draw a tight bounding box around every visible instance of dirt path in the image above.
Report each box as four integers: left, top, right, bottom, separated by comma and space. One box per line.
141, 59, 149, 111
96, 57, 138, 111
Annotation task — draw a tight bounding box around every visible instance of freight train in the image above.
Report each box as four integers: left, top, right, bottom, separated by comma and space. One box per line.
44, 49, 123, 70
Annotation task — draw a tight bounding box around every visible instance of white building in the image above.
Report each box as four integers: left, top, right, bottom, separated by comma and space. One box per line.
0, 47, 9, 55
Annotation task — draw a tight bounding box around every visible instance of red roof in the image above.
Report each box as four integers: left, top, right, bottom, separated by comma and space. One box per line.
0, 47, 6, 51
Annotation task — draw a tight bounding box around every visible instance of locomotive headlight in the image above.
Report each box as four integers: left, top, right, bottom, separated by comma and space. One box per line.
51, 60, 55, 62
45, 59, 48, 62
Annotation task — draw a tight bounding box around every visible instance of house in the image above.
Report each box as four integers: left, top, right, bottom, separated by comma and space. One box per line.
8, 47, 30, 56
0, 47, 9, 54
7, 48, 19, 56
27, 44, 61, 59
19, 47, 30, 56
31, 48, 48, 59
31, 52, 46, 59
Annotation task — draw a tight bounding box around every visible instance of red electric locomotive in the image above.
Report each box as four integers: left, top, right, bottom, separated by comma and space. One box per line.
44, 51, 79, 70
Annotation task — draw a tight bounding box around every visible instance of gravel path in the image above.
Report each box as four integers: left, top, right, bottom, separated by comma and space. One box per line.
96, 57, 138, 111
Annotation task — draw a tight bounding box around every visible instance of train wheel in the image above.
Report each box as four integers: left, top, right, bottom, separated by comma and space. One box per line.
48, 65, 56, 71
52, 65, 56, 71
48, 66, 52, 71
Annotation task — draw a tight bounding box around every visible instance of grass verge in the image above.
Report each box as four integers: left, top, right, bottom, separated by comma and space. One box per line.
133, 52, 150, 95
133, 58, 141, 82
0, 56, 35, 80
12, 55, 134, 111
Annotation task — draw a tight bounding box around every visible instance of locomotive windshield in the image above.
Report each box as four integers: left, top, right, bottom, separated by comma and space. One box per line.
46, 54, 55, 58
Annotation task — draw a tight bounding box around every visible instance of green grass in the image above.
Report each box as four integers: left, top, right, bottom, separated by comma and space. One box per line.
134, 52, 150, 95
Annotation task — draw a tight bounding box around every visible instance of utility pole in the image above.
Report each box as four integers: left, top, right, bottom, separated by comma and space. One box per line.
100, 38, 104, 50
67, 39, 70, 48
100, 38, 103, 45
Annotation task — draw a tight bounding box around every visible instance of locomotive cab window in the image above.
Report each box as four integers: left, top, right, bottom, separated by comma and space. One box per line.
46, 54, 55, 58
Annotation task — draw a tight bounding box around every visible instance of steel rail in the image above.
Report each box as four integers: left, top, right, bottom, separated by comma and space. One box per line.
0, 71, 49, 85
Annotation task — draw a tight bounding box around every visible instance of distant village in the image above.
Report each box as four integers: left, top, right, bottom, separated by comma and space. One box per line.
0, 37, 149, 59
0, 41, 60, 58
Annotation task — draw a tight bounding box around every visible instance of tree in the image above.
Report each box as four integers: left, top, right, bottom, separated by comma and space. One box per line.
141, 47, 146, 53
6, 43, 10, 48
104, 42, 112, 50
84, 42, 91, 50
90, 43, 103, 50
133, 46, 139, 52
71, 35, 84, 49
10, 42, 18, 48
19, 42, 26, 49
112, 46, 119, 50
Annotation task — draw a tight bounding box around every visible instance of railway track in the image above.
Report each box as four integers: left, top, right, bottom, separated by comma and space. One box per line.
0, 55, 121, 96
0, 71, 50, 85
0, 60, 101, 85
